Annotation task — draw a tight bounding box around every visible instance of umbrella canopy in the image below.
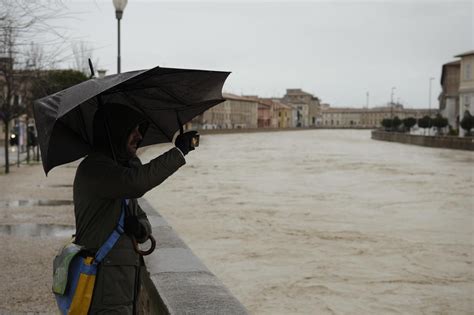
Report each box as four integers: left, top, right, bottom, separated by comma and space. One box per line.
34, 66, 230, 174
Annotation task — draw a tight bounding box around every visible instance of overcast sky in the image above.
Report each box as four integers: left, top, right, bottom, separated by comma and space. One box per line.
62, 0, 473, 108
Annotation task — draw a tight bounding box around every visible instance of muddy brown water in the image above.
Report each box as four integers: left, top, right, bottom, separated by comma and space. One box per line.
141, 129, 474, 315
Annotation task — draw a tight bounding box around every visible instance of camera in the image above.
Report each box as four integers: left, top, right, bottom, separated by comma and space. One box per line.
190, 133, 200, 148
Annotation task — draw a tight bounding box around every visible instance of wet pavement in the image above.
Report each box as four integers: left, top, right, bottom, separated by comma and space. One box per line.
0, 199, 73, 207
0, 223, 75, 238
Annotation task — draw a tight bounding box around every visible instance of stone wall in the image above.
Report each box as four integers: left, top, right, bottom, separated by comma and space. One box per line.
137, 198, 248, 315
371, 130, 474, 151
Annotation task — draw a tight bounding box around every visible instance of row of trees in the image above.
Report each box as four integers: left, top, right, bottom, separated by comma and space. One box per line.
0, 0, 93, 173
381, 111, 473, 136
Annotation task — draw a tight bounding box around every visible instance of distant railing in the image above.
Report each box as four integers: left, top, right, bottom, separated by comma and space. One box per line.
137, 198, 248, 315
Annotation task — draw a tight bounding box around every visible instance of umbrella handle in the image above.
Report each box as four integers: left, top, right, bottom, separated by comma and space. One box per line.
132, 234, 156, 256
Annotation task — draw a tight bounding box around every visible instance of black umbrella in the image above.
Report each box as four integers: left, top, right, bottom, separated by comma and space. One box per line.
33, 66, 230, 174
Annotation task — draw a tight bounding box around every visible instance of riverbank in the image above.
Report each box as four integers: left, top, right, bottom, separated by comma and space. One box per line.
372, 130, 474, 151
197, 126, 373, 135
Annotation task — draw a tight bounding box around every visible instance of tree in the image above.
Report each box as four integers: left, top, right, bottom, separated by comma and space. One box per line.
71, 41, 98, 76
460, 111, 474, 136
402, 117, 416, 133
0, 0, 69, 173
432, 114, 448, 135
417, 115, 432, 134
392, 116, 402, 131
381, 118, 392, 130
29, 69, 88, 104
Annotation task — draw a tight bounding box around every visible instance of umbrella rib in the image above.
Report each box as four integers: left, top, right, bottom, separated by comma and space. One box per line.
119, 92, 173, 142
78, 105, 91, 144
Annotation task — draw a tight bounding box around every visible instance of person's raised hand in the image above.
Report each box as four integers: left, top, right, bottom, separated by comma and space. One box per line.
175, 130, 199, 156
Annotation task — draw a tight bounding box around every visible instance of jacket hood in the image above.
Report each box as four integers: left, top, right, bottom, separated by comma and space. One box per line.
92, 103, 149, 164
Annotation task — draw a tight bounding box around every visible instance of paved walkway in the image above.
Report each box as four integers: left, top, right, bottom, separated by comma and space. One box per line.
0, 145, 38, 169
0, 161, 77, 313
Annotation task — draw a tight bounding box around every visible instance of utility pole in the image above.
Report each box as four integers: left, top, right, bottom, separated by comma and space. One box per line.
366, 91, 369, 108
429, 77, 435, 116
429, 77, 434, 135
390, 87, 396, 130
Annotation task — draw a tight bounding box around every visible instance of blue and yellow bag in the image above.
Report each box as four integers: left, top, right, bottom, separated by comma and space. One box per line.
52, 201, 126, 315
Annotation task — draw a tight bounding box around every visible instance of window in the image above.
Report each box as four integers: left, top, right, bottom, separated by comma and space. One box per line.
465, 63, 472, 80
465, 95, 470, 108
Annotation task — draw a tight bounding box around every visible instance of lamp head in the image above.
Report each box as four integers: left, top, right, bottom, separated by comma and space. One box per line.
113, 0, 128, 19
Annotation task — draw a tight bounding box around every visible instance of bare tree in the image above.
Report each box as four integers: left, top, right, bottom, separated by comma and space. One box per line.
0, 0, 70, 173
71, 40, 98, 75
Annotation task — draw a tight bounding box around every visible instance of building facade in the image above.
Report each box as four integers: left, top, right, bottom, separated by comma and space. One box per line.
281, 89, 321, 127
439, 60, 460, 130
321, 104, 433, 128
194, 93, 258, 129
455, 51, 474, 136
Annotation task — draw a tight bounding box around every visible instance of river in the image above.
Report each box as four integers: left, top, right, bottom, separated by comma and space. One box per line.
140, 129, 473, 315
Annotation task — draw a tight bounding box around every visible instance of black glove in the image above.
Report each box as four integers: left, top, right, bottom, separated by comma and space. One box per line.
175, 130, 198, 156
124, 215, 145, 239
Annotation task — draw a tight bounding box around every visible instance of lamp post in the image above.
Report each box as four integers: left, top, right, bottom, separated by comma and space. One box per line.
113, 0, 128, 74
428, 77, 435, 116
390, 86, 396, 130
429, 77, 434, 135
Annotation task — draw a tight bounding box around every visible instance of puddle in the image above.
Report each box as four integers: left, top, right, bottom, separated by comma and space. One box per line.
0, 200, 73, 207
35, 184, 73, 189
0, 224, 75, 237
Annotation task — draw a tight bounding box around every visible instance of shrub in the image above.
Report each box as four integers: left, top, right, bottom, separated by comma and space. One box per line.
460, 111, 474, 136
402, 117, 417, 132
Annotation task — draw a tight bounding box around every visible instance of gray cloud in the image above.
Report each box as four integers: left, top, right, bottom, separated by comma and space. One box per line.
65, 1, 472, 108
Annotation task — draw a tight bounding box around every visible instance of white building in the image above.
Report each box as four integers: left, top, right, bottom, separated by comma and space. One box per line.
456, 51, 474, 136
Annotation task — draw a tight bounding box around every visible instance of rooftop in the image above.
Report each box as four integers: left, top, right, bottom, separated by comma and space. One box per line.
455, 50, 474, 58
285, 89, 313, 96
223, 93, 259, 102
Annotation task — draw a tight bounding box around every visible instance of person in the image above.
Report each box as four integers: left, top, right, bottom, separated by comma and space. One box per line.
73, 103, 196, 314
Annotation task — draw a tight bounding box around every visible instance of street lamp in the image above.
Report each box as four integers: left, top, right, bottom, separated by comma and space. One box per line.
428, 77, 435, 135
428, 77, 435, 116
390, 86, 396, 131
390, 86, 396, 105
113, 0, 128, 74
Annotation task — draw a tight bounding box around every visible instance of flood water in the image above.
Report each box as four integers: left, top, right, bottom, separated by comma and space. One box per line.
141, 130, 474, 315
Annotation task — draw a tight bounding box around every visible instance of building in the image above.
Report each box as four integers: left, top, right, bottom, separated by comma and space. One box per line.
455, 51, 474, 136
193, 93, 258, 129
257, 102, 272, 128
321, 107, 366, 127
281, 89, 321, 127
258, 98, 293, 128
439, 60, 461, 130
271, 100, 293, 128
321, 103, 433, 128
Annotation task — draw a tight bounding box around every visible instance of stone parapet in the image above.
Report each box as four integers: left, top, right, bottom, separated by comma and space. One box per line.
371, 130, 474, 151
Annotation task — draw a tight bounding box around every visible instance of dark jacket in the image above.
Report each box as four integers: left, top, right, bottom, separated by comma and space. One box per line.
73, 103, 185, 314
74, 148, 185, 314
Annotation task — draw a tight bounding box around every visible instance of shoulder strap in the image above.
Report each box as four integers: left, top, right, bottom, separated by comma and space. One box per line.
94, 199, 128, 264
